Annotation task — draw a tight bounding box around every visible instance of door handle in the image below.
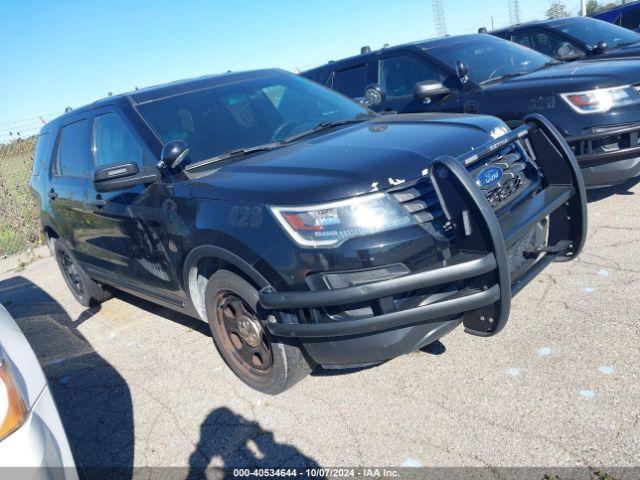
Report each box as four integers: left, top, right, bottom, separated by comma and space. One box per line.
92, 195, 107, 208
48, 189, 58, 200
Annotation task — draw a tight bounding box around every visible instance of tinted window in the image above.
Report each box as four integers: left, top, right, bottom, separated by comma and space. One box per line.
379, 55, 441, 97
93, 113, 143, 167
427, 35, 552, 85
331, 65, 370, 97
56, 119, 91, 178
32, 132, 52, 175
136, 73, 371, 163
622, 9, 640, 30
513, 30, 580, 57
510, 32, 535, 49
552, 16, 640, 47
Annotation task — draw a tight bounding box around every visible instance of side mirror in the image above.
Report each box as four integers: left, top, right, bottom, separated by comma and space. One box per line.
158, 140, 191, 171
94, 162, 157, 192
413, 80, 451, 102
556, 42, 584, 60
455, 60, 469, 83
594, 40, 608, 53
364, 83, 387, 106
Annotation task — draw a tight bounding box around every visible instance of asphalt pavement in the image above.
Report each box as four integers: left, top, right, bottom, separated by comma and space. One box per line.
0, 179, 638, 474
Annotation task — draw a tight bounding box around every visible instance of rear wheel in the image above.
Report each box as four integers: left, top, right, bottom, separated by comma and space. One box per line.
205, 270, 313, 394
53, 239, 112, 307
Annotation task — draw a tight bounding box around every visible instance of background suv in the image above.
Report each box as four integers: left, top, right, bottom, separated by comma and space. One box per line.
303, 33, 640, 188
490, 16, 640, 61
30, 69, 586, 394
591, 0, 640, 31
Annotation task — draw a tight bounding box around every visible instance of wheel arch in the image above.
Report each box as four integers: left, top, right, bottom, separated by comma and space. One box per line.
42, 223, 60, 252
183, 245, 270, 321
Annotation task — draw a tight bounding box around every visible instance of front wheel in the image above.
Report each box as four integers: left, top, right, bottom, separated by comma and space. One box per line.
205, 270, 313, 394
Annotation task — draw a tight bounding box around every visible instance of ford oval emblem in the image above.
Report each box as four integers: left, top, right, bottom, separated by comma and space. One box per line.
476, 166, 503, 188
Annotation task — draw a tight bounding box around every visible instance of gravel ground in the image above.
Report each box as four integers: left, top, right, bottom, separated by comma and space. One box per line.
0, 180, 638, 475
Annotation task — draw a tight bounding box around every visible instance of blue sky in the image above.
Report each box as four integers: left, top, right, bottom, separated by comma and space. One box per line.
0, 0, 583, 136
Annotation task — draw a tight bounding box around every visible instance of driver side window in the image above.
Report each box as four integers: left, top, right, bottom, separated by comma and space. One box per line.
93, 113, 143, 168
378, 55, 441, 98
514, 30, 580, 57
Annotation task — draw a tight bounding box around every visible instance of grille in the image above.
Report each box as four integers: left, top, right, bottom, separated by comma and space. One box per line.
390, 143, 535, 239
468, 144, 532, 210
390, 175, 451, 240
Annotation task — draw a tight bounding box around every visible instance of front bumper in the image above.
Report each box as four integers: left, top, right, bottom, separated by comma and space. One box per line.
566, 123, 640, 187
259, 115, 586, 364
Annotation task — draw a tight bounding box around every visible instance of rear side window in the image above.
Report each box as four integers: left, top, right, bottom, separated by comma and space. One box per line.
379, 55, 442, 98
56, 119, 91, 178
32, 132, 53, 176
93, 113, 143, 167
331, 65, 369, 97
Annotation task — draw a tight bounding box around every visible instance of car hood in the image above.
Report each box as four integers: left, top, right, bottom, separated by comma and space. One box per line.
600, 43, 640, 59
486, 58, 640, 94
188, 113, 509, 204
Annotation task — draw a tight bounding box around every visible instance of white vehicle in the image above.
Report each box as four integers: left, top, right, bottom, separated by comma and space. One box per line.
0, 303, 78, 479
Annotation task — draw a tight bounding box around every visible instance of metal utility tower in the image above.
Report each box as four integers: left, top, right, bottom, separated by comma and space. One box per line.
432, 0, 447, 37
508, 0, 521, 25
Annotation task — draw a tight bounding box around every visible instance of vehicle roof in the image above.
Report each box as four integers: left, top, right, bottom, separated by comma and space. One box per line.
47, 68, 287, 127
491, 16, 589, 35
304, 34, 487, 73
592, 0, 640, 15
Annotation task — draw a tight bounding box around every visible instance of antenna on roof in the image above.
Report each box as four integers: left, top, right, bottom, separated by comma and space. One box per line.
361, 45, 371, 54
64, 107, 73, 113
107, 91, 113, 96
478, 27, 488, 33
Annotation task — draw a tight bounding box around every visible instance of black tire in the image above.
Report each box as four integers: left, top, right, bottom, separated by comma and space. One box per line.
205, 270, 313, 395
52, 239, 112, 307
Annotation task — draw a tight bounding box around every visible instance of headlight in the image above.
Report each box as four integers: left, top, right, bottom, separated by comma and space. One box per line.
270, 193, 416, 248
0, 347, 27, 441
560, 85, 637, 114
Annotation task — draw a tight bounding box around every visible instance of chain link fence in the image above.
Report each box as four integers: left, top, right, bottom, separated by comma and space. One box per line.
0, 136, 40, 257
0, 114, 60, 257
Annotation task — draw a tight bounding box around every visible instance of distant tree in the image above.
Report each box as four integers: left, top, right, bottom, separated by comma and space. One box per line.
599, 1, 622, 12
586, 0, 600, 15
547, 0, 571, 19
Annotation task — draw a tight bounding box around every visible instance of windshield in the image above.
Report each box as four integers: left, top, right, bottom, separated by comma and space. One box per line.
426, 35, 553, 85
136, 72, 371, 163
552, 17, 640, 48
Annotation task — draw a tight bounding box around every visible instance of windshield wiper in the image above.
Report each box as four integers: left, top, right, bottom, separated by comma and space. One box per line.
186, 142, 282, 171
281, 118, 367, 144
479, 61, 558, 86
479, 71, 528, 86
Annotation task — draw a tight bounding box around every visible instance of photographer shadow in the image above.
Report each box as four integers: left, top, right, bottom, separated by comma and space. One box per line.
187, 407, 321, 479
0, 276, 134, 480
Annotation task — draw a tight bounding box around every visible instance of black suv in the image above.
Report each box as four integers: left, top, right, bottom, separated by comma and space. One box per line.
30, 69, 586, 394
490, 16, 640, 61
303, 34, 640, 188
